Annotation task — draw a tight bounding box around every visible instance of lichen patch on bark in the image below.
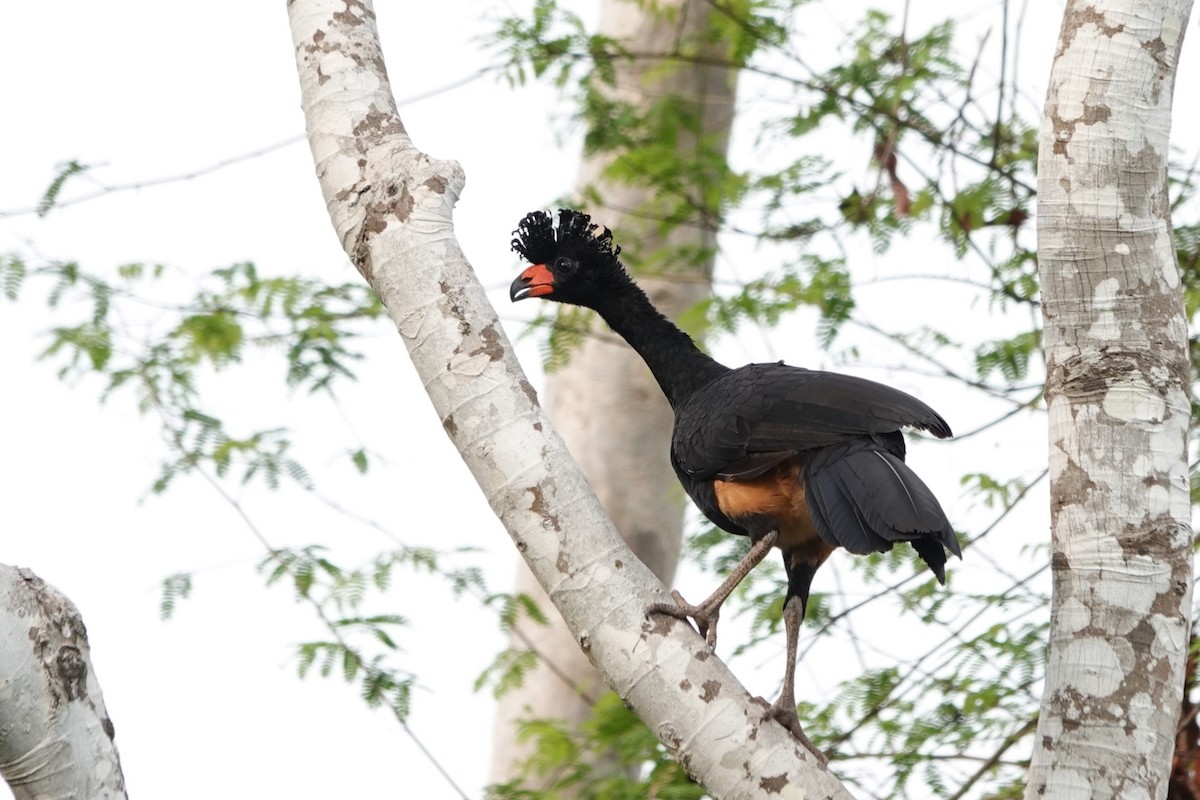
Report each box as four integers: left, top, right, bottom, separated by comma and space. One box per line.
351, 107, 406, 138
519, 378, 539, 406
468, 324, 505, 362
641, 613, 676, 639
758, 773, 789, 794
1056, 4, 1125, 58
526, 484, 562, 533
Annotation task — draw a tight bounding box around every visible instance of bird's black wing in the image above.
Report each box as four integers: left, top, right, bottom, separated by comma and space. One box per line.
670, 362, 959, 581
671, 362, 951, 480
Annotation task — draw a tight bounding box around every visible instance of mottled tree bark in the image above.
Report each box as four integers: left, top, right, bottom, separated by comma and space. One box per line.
490, 0, 737, 787
0, 565, 127, 800
1030, 2, 1194, 798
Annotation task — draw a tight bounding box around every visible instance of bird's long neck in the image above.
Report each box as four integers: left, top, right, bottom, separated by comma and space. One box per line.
592, 283, 728, 409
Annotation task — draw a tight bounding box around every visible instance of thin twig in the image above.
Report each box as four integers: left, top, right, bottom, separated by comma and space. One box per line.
944, 717, 1037, 800
1, 66, 498, 218
399, 720, 472, 800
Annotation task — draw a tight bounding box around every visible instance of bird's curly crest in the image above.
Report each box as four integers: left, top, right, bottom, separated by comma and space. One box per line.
511, 209, 623, 266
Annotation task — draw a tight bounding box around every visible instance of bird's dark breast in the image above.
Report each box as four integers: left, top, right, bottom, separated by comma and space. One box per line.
711, 457, 823, 551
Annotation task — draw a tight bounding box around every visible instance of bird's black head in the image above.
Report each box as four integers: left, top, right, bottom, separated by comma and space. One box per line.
509, 209, 630, 308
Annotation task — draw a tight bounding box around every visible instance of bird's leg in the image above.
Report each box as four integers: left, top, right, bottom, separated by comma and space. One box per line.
760, 546, 831, 762
645, 529, 778, 648
765, 594, 826, 763
768, 595, 801, 730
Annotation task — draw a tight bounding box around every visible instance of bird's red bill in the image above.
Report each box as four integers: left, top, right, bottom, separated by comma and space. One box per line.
510, 263, 555, 301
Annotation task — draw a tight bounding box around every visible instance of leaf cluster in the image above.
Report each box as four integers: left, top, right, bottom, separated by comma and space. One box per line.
488, 692, 705, 800
1, 253, 525, 727
2, 257, 384, 493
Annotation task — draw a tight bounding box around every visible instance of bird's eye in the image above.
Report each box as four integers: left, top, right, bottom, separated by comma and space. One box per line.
554, 257, 576, 274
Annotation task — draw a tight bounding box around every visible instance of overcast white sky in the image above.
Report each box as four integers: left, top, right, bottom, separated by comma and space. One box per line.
3, 0, 1177, 798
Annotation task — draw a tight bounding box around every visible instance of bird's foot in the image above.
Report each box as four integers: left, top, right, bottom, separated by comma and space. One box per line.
645, 590, 720, 648
756, 697, 828, 765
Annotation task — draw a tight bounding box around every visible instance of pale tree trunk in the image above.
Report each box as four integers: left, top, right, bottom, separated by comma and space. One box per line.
1030, 2, 1194, 798
0, 565, 127, 800
491, 0, 736, 784
287, 2, 847, 797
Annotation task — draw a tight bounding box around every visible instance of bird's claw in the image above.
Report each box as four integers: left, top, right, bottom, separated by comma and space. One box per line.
756, 696, 828, 765
645, 590, 720, 648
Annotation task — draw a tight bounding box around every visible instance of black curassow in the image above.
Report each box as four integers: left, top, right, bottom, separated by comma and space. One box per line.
509, 209, 959, 751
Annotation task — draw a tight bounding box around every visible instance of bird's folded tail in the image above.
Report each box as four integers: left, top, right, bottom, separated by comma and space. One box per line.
805, 447, 960, 583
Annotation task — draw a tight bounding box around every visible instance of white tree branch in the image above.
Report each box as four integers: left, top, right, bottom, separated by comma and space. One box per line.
0, 565, 127, 800
286, 1, 851, 797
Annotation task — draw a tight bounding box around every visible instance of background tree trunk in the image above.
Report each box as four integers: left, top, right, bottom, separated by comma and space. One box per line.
490, 0, 738, 786
1030, 2, 1194, 797
0, 565, 127, 800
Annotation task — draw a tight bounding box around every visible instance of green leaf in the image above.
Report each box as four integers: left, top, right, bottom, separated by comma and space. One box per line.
0, 254, 27, 300
974, 329, 1041, 382
173, 310, 245, 366
37, 160, 90, 217
160, 572, 194, 620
